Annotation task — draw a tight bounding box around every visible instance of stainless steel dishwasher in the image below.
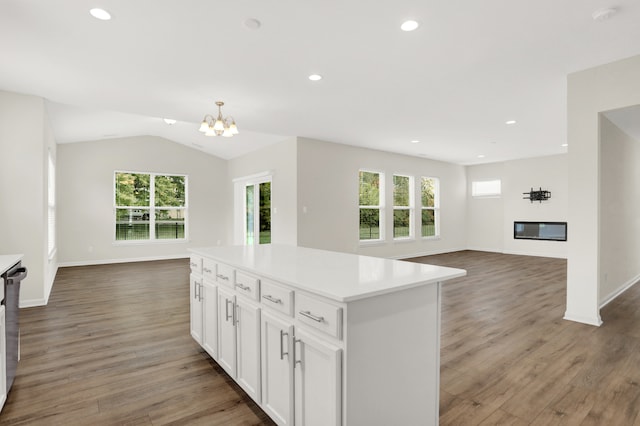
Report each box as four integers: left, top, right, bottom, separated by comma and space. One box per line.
2, 261, 27, 393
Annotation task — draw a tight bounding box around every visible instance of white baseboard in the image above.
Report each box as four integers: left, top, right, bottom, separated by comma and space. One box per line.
392, 247, 467, 260
563, 311, 603, 327
599, 273, 640, 309
465, 246, 504, 254
20, 298, 47, 308
503, 249, 567, 259
59, 253, 189, 268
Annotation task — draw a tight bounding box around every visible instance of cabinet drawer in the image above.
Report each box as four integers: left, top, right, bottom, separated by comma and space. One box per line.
202, 258, 216, 281
190, 255, 203, 275
235, 271, 260, 301
295, 293, 342, 339
260, 279, 293, 316
216, 263, 234, 287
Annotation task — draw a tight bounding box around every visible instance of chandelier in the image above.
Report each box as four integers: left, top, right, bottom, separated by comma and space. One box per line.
198, 101, 239, 137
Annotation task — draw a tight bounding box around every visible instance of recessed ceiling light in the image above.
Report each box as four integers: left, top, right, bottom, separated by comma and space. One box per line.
477, 154, 485, 158
411, 140, 420, 144
592, 8, 617, 22
505, 120, 516, 125
244, 18, 261, 30
308, 74, 322, 81
90, 8, 111, 20
163, 118, 177, 125
561, 143, 568, 147
401, 20, 419, 31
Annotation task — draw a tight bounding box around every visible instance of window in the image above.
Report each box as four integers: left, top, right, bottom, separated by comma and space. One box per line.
47, 151, 56, 257
472, 179, 501, 197
245, 180, 271, 245
114, 171, 187, 241
359, 170, 384, 241
421, 177, 439, 238
393, 174, 413, 239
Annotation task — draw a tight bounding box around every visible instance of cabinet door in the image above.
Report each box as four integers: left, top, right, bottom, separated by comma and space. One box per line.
261, 311, 294, 426
236, 298, 262, 402
294, 328, 342, 426
189, 275, 203, 344
202, 279, 218, 359
217, 286, 237, 377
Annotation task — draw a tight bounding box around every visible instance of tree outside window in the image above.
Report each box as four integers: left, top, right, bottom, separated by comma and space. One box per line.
359, 170, 384, 241
115, 172, 187, 241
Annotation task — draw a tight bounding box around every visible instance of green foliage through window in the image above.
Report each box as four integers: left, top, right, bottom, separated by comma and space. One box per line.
115, 172, 187, 241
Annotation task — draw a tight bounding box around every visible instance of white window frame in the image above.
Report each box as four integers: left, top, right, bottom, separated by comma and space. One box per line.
421, 176, 440, 239
472, 179, 501, 198
47, 150, 56, 258
243, 175, 272, 246
392, 174, 414, 241
358, 169, 385, 244
113, 171, 188, 244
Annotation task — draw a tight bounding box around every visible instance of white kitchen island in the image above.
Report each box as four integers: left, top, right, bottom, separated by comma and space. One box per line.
189, 244, 466, 426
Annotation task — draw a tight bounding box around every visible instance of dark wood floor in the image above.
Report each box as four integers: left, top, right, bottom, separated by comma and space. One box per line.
1, 251, 639, 425
0, 260, 274, 425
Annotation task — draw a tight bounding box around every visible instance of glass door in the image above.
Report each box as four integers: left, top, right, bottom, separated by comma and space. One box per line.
245, 181, 271, 245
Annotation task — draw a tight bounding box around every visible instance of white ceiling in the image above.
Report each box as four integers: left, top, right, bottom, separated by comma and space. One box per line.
1, 0, 639, 164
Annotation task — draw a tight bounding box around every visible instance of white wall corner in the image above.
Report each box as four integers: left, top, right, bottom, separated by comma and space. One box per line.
599, 273, 640, 309
563, 311, 603, 327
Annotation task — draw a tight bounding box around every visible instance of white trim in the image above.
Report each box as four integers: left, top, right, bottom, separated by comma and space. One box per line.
563, 311, 603, 327
599, 272, 640, 309
502, 249, 567, 259
58, 253, 189, 267
20, 298, 47, 308
390, 247, 467, 260
232, 170, 274, 184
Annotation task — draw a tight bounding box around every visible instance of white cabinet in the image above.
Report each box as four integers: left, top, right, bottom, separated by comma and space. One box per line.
0, 306, 6, 411
217, 286, 237, 376
189, 274, 203, 344
201, 279, 218, 359
218, 286, 262, 402
235, 297, 261, 402
293, 328, 341, 426
189, 245, 464, 426
261, 311, 294, 426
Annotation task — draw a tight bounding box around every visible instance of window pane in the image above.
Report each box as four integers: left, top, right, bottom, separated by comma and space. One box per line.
422, 210, 436, 237
393, 175, 410, 207
115, 208, 150, 240
421, 177, 435, 207
359, 208, 380, 240
472, 180, 501, 197
246, 185, 255, 245
155, 175, 186, 207
359, 171, 380, 206
393, 209, 410, 238
155, 209, 185, 239
115, 173, 150, 206
259, 182, 271, 244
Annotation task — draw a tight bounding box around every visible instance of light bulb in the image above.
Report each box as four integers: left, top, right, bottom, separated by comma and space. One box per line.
205, 125, 216, 136
230, 122, 239, 135
198, 120, 209, 132
222, 127, 233, 137
213, 119, 225, 131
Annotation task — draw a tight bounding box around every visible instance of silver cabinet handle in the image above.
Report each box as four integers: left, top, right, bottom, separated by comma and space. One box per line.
190, 262, 198, 268
299, 310, 324, 323
216, 274, 229, 281
262, 295, 282, 304
233, 303, 238, 326
193, 280, 198, 300
235, 283, 250, 291
280, 330, 289, 360
225, 299, 232, 321
293, 338, 302, 367
203, 267, 212, 273
198, 283, 203, 302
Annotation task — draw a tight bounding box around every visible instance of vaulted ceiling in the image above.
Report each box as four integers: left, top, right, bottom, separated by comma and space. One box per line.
2, 0, 639, 164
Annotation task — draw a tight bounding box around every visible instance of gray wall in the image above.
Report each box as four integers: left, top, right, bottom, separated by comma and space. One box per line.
57, 135, 229, 264
0, 90, 57, 306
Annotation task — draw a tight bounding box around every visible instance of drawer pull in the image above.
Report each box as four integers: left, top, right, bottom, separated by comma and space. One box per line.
235, 283, 250, 291
216, 274, 229, 281
190, 262, 198, 268
203, 267, 212, 273
262, 294, 282, 304
299, 310, 324, 323
280, 330, 288, 360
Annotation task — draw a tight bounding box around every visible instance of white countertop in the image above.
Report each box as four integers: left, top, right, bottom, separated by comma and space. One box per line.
0, 254, 23, 276
189, 245, 466, 302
